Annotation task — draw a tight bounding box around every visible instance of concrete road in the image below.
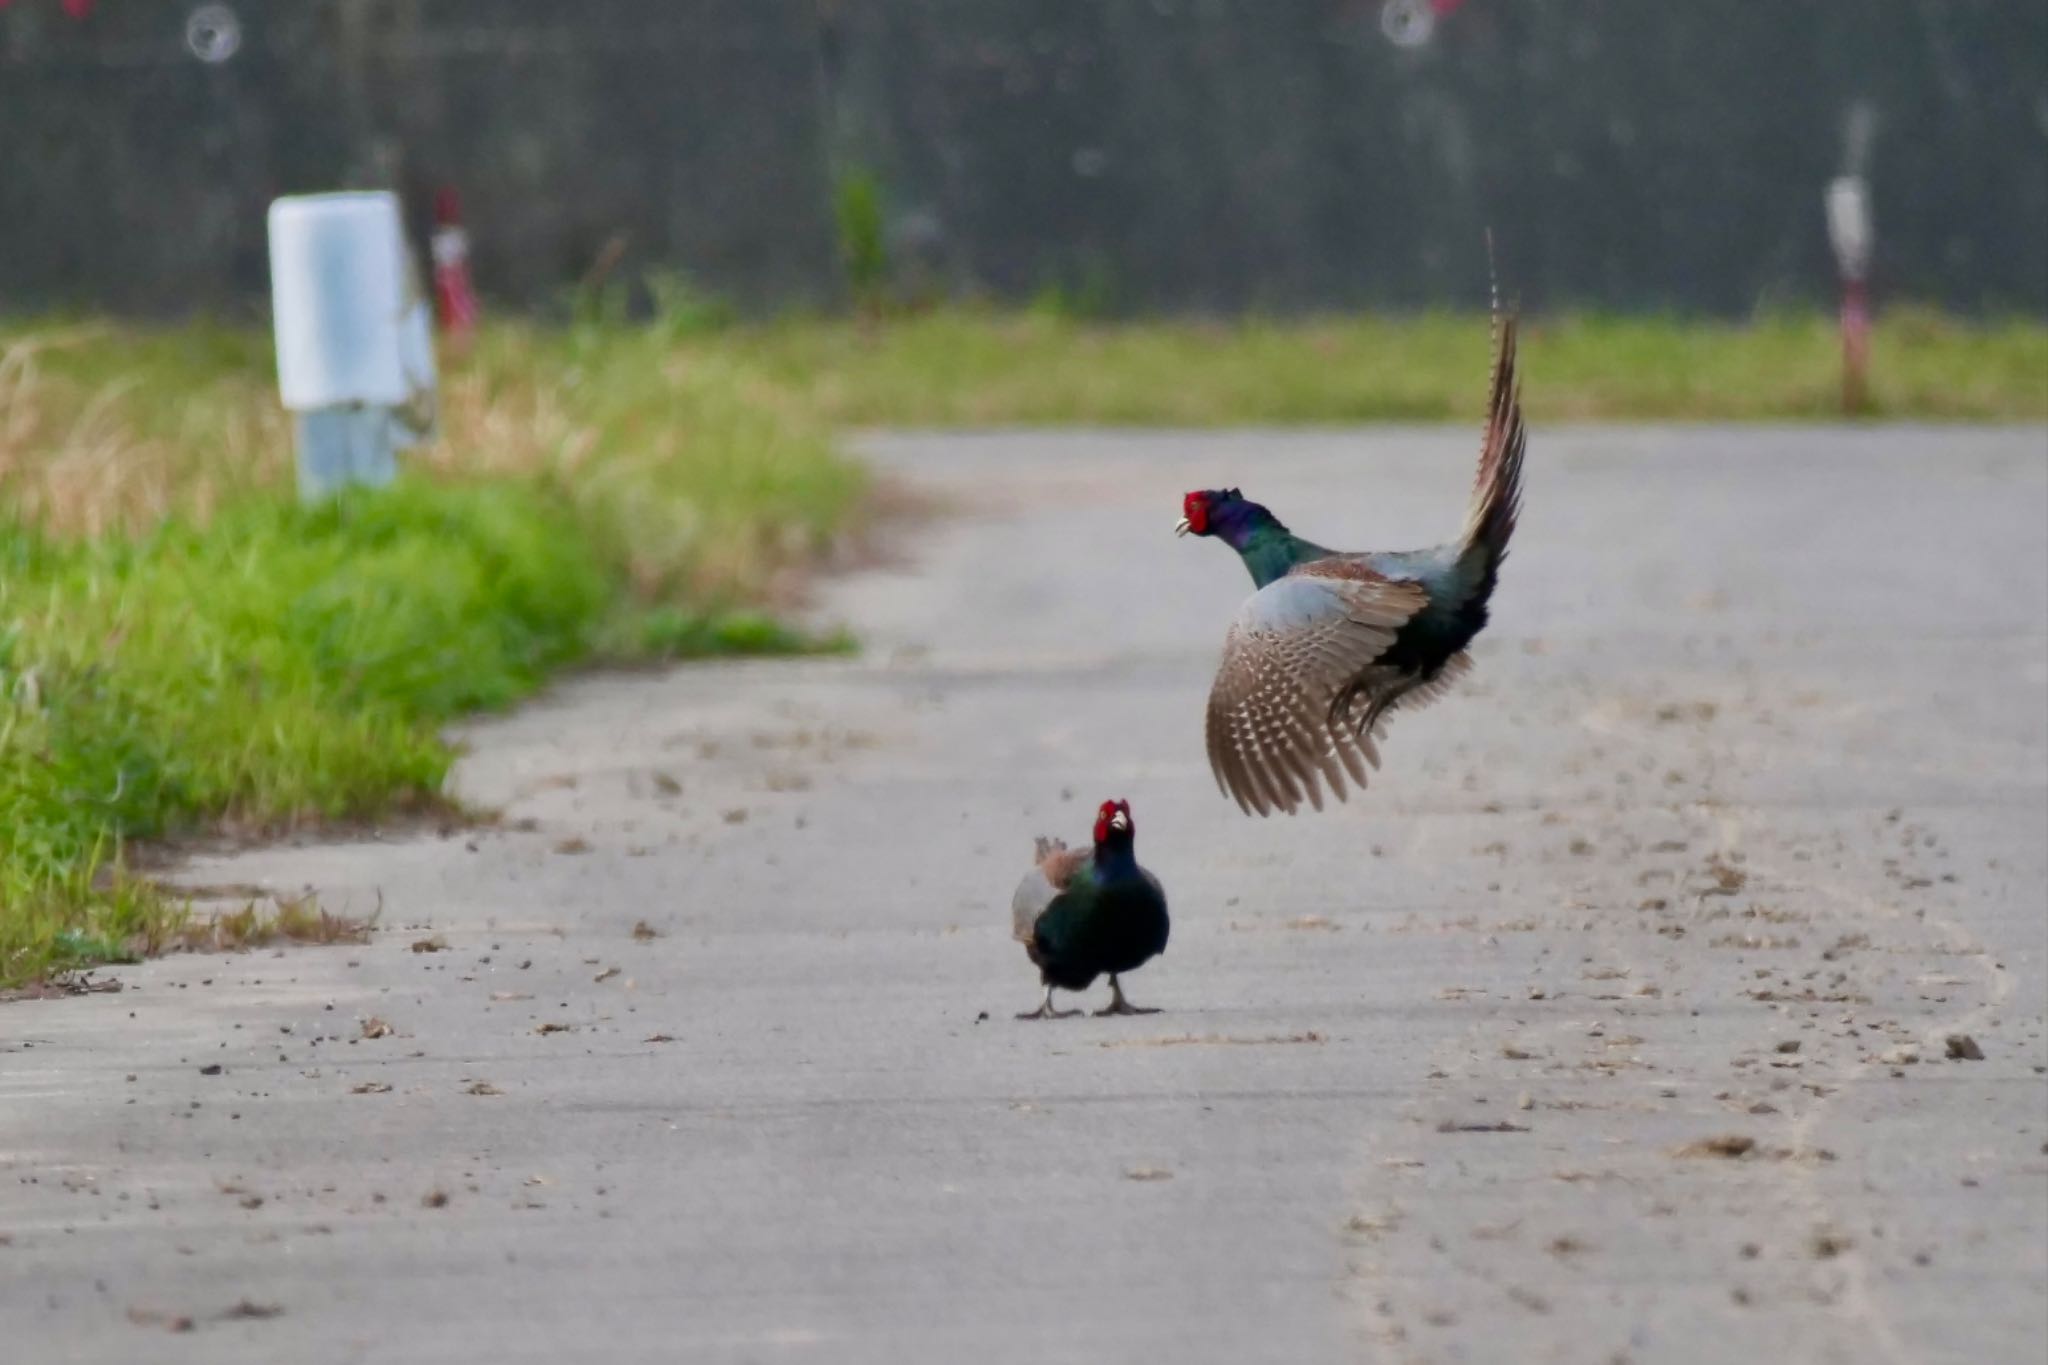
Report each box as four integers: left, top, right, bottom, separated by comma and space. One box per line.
4, 426, 2045, 1364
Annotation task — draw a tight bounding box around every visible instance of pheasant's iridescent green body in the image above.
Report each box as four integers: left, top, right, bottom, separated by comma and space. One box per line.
1011, 800, 1170, 1017
1026, 844, 1169, 991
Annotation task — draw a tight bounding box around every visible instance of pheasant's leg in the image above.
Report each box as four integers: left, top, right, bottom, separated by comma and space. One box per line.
1017, 984, 1079, 1020
1093, 975, 1161, 1016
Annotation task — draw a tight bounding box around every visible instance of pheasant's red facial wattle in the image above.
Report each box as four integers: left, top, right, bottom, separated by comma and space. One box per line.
1092, 798, 1134, 844
1180, 491, 1211, 536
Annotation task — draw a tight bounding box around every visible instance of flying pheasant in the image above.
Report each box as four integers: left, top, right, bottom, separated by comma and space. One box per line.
1176, 314, 1526, 817
1011, 799, 1170, 1018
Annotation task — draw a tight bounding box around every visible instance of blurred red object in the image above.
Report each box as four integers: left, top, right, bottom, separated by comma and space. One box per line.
430, 188, 480, 349
0, 0, 102, 16
1840, 278, 1871, 413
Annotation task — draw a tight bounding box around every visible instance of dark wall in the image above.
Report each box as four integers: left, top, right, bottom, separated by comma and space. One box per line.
0, 0, 836, 315
3, 0, 2043, 317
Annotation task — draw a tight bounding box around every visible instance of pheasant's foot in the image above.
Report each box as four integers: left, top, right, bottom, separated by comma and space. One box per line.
1093, 977, 1160, 1016
1016, 1003, 1081, 1020
1017, 986, 1079, 1020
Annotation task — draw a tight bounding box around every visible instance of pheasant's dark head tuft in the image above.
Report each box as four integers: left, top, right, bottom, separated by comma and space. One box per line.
1092, 798, 1134, 846
1176, 488, 1276, 547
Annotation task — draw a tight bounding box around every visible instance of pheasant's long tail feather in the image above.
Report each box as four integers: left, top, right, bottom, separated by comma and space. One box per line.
1459, 299, 1525, 568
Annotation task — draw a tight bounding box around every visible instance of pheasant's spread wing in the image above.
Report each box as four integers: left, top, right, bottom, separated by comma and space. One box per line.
1012, 839, 1090, 941
1205, 567, 1428, 817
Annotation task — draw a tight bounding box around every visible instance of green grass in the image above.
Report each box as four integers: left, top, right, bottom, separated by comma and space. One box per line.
0, 485, 607, 981
719, 306, 2048, 425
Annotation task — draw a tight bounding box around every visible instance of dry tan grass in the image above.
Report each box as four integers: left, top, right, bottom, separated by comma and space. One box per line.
0, 320, 863, 604
434, 330, 861, 601
0, 328, 289, 538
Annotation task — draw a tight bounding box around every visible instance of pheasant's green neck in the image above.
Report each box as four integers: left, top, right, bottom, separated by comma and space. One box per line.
1234, 526, 1328, 588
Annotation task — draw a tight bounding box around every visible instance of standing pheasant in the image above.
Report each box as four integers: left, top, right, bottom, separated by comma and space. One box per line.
1175, 314, 1526, 816
1011, 799, 1170, 1018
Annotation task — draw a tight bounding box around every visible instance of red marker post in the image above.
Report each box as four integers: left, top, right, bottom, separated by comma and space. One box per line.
1826, 175, 1873, 414
431, 188, 480, 354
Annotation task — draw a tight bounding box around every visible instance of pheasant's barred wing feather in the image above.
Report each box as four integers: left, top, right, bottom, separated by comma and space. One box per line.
1204, 571, 1427, 817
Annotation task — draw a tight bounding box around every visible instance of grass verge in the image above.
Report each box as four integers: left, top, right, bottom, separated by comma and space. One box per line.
0, 320, 863, 987
0, 485, 604, 981
721, 307, 2048, 425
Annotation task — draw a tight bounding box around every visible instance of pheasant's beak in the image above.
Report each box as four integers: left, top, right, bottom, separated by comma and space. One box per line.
1173, 517, 1191, 537
1109, 810, 1130, 832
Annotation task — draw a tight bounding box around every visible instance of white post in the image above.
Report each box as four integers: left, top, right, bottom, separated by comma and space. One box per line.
267, 191, 437, 499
